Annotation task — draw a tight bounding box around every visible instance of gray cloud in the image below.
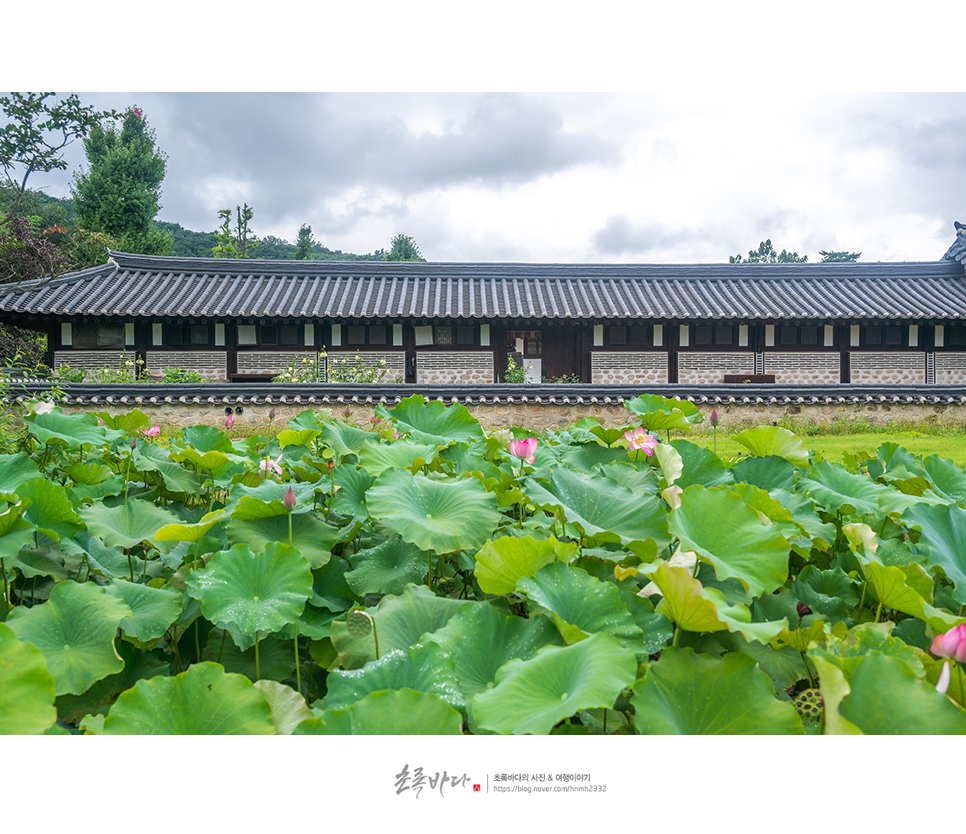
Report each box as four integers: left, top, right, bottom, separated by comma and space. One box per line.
149, 93, 620, 233
593, 215, 702, 257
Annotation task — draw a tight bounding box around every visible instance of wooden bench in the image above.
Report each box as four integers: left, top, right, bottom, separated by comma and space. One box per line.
723, 374, 775, 384
229, 373, 276, 382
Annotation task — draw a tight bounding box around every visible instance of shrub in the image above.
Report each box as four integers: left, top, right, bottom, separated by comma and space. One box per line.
160, 366, 205, 384
504, 356, 532, 383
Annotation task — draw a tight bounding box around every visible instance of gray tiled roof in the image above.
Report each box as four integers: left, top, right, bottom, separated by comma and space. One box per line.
12, 381, 966, 407
1, 250, 965, 322
943, 222, 966, 266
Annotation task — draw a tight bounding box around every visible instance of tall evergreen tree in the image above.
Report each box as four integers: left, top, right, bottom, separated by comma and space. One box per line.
71, 105, 171, 255
294, 223, 314, 259
386, 234, 425, 261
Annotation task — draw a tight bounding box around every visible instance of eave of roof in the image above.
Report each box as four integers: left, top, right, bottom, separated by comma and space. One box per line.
1, 251, 964, 322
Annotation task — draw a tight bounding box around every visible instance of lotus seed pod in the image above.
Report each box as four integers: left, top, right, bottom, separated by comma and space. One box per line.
346, 610, 373, 638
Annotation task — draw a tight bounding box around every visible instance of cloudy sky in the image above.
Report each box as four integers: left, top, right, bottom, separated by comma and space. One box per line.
8, 9, 964, 265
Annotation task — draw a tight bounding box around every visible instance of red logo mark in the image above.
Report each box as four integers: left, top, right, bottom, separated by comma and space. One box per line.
473, 784, 481, 792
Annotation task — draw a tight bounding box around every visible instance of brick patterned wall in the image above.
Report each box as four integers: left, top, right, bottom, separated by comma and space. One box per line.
236, 351, 318, 376
678, 352, 755, 384
145, 351, 228, 382
850, 352, 925, 384
325, 351, 405, 383
54, 350, 136, 374
416, 351, 493, 384
591, 351, 667, 384
763, 352, 840, 384
935, 352, 966, 384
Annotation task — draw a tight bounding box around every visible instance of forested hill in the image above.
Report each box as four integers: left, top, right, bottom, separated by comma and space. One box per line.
156, 221, 388, 261
2, 186, 387, 261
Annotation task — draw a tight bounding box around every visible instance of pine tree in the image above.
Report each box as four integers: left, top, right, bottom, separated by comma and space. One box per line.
294, 223, 314, 260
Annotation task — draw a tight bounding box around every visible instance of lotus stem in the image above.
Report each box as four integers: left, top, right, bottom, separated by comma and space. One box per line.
856, 579, 869, 623
294, 622, 301, 694
0, 557, 7, 619
254, 631, 261, 680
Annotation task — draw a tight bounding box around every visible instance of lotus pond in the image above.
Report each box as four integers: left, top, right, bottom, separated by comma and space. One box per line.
2, 392, 966, 735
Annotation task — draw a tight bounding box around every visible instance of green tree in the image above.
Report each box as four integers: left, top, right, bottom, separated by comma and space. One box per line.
386, 234, 425, 262
71, 105, 171, 255
819, 250, 861, 262
729, 239, 807, 264
294, 224, 314, 260
213, 204, 260, 259
1, 92, 116, 225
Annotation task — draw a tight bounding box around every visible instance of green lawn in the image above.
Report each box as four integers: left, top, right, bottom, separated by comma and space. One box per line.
687, 431, 966, 470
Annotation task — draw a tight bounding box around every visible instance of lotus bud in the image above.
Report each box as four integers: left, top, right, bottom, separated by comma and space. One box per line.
796, 602, 812, 619
931, 623, 966, 663
710, 408, 720, 427
131, 438, 137, 450
225, 413, 234, 429
283, 486, 297, 511
269, 407, 277, 421
343, 405, 352, 420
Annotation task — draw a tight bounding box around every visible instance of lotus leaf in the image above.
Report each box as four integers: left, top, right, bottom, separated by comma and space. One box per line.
0, 621, 57, 734
631, 647, 804, 734
471, 632, 638, 735
186, 541, 312, 639
345, 535, 428, 596
97, 662, 275, 734
6, 580, 132, 695
296, 688, 464, 735
516, 561, 644, 649
524, 467, 670, 546
669, 485, 789, 596
366, 468, 500, 554
474, 535, 577, 596
324, 642, 463, 710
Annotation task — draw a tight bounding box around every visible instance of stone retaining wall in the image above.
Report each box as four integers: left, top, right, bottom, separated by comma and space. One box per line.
59, 398, 966, 433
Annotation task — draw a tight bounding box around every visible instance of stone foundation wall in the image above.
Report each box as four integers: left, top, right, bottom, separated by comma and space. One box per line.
678, 352, 755, 384
763, 352, 840, 384
59, 398, 966, 433
144, 351, 228, 382
850, 352, 925, 384
592, 352, 667, 384
416, 351, 493, 384
936, 353, 966, 385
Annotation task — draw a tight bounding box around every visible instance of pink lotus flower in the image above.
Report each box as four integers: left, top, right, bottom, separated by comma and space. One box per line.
283, 486, 297, 511
624, 427, 658, 456
142, 425, 160, 437
225, 413, 234, 429
259, 455, 283, 476
710, 409, 720, 427
509, 437, 538, 465
931, 623, 966, 663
